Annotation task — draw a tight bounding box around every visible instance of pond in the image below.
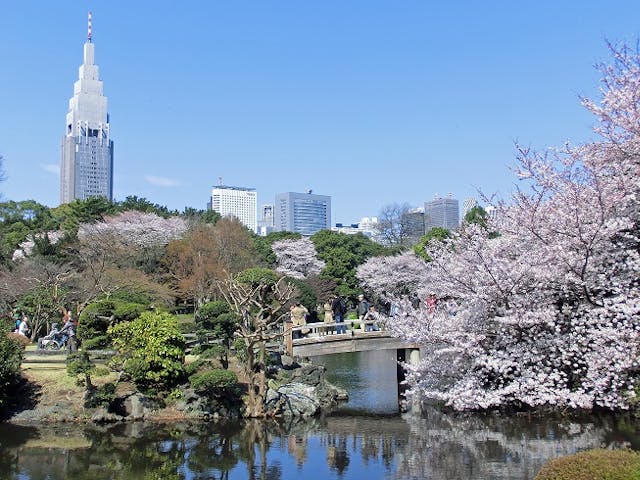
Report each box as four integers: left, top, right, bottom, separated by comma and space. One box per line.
2, 351, 639, 479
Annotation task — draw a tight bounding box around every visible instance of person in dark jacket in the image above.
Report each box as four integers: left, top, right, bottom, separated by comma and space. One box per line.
331, 295, 347, 334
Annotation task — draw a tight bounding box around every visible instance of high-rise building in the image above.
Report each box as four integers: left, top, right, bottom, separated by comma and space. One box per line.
463, 197, 479, 218
257, 204, 275, 236
403, 207, 426, 244
275, 191, 331, 236
60, 12, 114, 204
209, 185, 257, 233
424, 194, 459, 230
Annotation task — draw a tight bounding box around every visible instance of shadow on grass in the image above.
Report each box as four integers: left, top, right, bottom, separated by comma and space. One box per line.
0, 376, 42, 421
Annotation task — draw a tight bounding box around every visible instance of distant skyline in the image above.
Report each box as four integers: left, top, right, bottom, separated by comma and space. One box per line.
1, 1, 639, 222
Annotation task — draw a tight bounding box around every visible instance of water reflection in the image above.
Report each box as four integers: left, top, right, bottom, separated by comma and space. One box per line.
311, 350, 400, 414
1, 411, 639, 480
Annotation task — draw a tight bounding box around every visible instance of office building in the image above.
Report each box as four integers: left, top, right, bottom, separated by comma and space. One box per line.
209, 185, 257, 233
275, 191, 331, 236
60, 12, 114, 204
403, 207, 426, 244
258, 204, 275, 236
332, 216, 379, 238
424, 194, 460, 230
463, 197, 479, 218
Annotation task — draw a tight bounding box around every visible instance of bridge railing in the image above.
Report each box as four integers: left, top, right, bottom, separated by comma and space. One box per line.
283, 319, 386, 356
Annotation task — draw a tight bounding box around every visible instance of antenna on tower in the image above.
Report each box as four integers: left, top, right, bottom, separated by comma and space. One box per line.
87, 11, 92, 42
218, 176, 223, 186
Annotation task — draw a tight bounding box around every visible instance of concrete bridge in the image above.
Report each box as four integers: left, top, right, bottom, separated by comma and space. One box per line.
284, 320, 421, 358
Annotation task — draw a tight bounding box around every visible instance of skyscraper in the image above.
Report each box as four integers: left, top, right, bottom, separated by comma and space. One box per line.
424, 194, 459, 230
60, 12, 114, 204
275, 191, 331, 236
209, 185, 257, 233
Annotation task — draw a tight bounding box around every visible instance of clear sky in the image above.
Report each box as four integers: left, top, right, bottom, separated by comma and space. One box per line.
1, 1, 639, 223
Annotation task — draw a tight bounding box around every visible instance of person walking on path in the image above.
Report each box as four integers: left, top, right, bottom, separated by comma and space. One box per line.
18, 315, 30, 337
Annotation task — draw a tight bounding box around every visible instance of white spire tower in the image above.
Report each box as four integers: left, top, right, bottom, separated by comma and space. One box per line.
60, 11, 114, 204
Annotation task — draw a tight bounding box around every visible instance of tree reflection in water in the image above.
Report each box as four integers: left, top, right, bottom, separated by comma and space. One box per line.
1, 410, 639, 480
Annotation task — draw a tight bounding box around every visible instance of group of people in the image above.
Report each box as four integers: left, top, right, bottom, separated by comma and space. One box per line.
11, 307, 78, 350
13, 314, 30, 337
289, 294, 381, 338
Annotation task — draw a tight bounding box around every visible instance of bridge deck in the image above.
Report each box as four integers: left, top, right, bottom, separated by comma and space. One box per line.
288, 321, 419, 357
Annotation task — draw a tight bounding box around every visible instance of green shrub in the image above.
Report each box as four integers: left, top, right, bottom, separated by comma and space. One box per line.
67, 351, 94, 377
108, 311, 185, 393
86, 382, 116, 408
178, 322, 196, 334
0, 329, 23, 408
233, 338, 248, 364
197, 301, 230, 322
189, 369, 238, 396
78, 300, 116, 344
113, 302, 147, 322
534, 449, 640, 480
78, 299, 149, 347
81, 335, 110, 351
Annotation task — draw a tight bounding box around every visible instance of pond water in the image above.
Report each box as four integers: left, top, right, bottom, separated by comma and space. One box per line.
2, 351, 640, 480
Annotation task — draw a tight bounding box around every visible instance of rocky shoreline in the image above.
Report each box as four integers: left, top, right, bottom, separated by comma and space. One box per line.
5, 357, 348, 424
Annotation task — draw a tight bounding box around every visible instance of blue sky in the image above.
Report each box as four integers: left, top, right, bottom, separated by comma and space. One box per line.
1, 1, 639, 223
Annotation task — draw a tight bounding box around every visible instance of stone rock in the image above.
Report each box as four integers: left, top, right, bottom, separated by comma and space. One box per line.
291, 364, 325, 386
280, 355, 299, 369
91, 407, 123, 423
265, 382, 321, 417
110, 392, 154, 420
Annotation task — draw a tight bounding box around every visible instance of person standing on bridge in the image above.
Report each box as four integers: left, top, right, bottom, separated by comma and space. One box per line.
290, 303, 309, 339
357, 294, 370, 320
331, 295, 347, 334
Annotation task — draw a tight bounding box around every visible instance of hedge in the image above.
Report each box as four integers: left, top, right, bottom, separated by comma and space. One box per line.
534, 449, 640, 480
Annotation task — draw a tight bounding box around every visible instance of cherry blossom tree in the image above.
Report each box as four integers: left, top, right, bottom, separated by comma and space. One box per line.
272, 238, 325, 279
361, 44, 640, 412
78, 210, 187, 248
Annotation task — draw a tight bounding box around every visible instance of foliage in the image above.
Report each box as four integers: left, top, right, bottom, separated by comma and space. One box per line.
196, 301, 238, 368
78, 211, 187, 249
463, 205, 488, 228
234, 267, 280, 287
357, 251, 428, 299
233, 338, 248, 365
365, 44, 640, 412
66, 351, 96, 388
272, 237, 325, 279
16, 282, 67, 341
118, 195, 175, 217
51, 196, 118, 234
0, 327, 24, 408
413, 227, 451, 262
288, 278, 318, 310
78, 298, 149, 348
182, 207, 221, 225
86, 382, 116, 408
534, 449, 640, 480
189, 369, 238, 397
108, 311, 186, 392
164, 219, 258, 310
0, 200, 58, 263
311, 230, 390, 299
252, 231, 302, 266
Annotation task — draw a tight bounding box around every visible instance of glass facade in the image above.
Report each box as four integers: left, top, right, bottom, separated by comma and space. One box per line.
275, 192, 331, 235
